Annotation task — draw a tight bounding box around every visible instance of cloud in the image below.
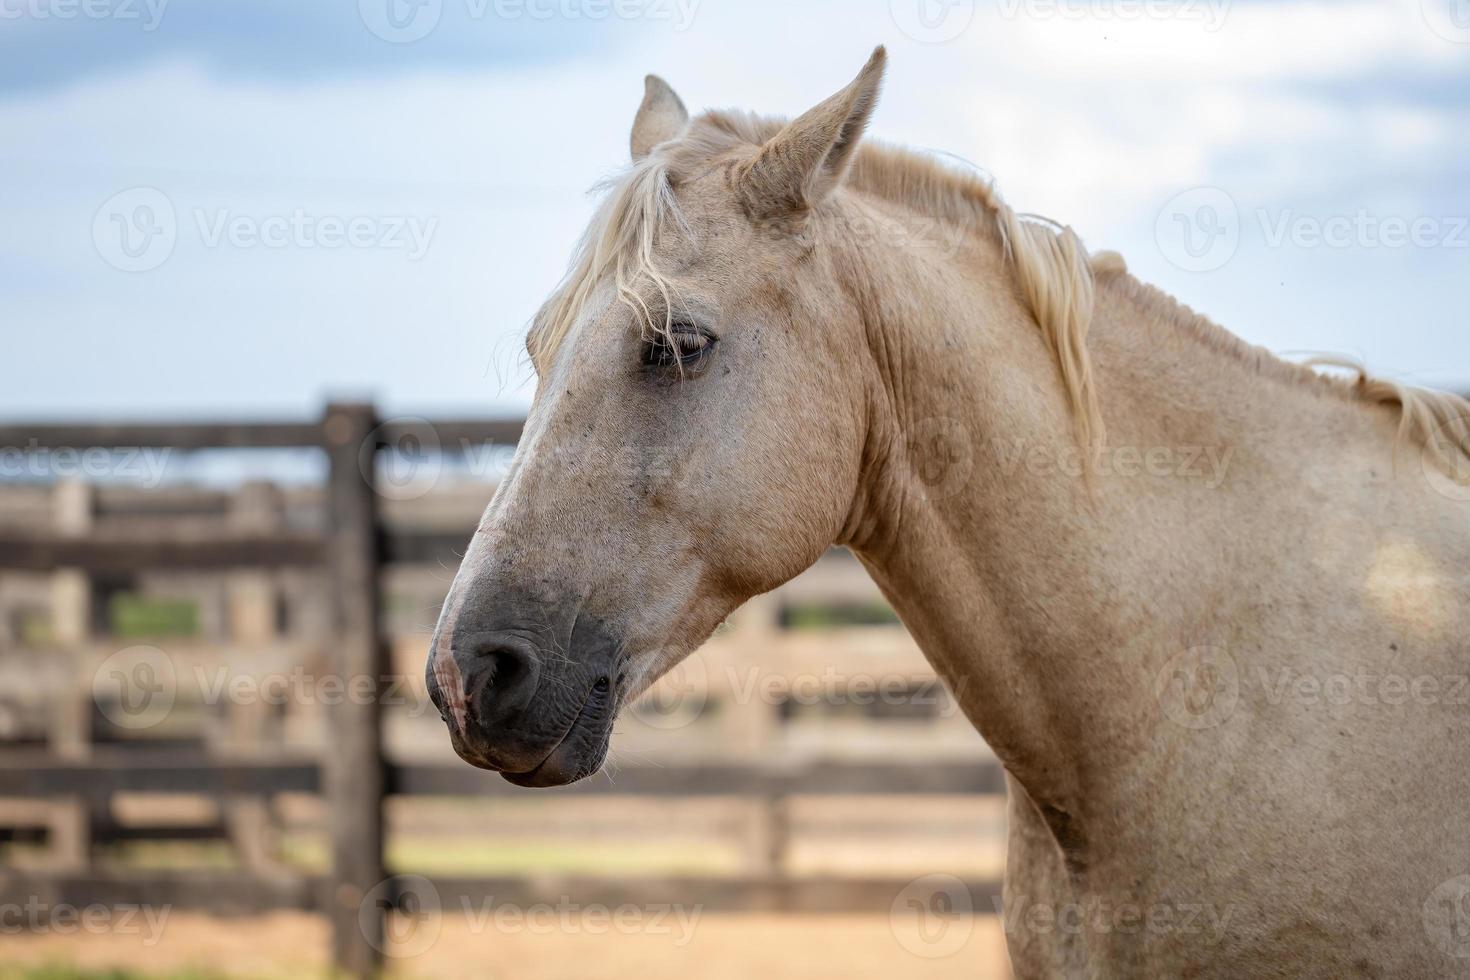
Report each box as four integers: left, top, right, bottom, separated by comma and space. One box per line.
0, 0, 1465, 418
0, 0, 634, 93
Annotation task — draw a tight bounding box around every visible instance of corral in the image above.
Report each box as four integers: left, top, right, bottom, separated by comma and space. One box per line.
0, 407, 1005, 977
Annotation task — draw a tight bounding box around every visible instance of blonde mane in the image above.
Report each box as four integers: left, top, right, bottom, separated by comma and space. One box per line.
529, 110, 1470, 474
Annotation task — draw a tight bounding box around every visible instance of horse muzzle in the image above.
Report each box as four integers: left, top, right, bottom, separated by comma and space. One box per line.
426, 612, 619, 787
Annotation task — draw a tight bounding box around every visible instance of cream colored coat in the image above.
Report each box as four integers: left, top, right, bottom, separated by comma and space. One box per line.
436, 48, 1470, 978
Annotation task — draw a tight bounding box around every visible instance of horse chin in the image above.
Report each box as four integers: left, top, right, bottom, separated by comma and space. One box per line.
446, 721, 609, 787
501, 730, 609, 788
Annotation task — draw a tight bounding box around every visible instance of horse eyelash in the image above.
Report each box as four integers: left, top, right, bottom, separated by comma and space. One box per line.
642, 325, 714, 370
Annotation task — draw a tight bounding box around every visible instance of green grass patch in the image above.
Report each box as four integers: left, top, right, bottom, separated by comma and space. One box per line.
95, 841, 239, 872
781, 601, 900, 631
92, 833, 743, 879
107, 595, 199, 640
275, 834, 740, 877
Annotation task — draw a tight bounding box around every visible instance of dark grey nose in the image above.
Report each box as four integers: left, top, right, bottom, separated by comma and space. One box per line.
427, 633, 547, 772
426, 594, 620, 786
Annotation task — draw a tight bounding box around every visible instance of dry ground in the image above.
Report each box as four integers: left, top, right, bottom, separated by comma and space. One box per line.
0, 912, 1014, 980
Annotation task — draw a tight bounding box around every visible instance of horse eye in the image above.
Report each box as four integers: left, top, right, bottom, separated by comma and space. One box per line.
642, 326, 713, 369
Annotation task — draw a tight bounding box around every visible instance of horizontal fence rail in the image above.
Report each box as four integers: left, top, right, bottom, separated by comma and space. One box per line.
0, 532, 327, 572
0, 418, 525, 451
0, 753, 1008, 799
0, 528, 515, 571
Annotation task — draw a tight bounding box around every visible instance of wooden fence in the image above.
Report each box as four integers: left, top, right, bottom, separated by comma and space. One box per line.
0, 405, 1004, 977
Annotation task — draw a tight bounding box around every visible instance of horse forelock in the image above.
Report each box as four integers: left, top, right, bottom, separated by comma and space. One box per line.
526, 111, 1109, 442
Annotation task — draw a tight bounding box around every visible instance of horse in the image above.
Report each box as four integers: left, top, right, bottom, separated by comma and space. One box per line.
427, 48, 1470, 977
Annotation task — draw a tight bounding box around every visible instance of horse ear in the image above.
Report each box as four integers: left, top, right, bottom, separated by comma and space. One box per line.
631, 75, 689, 161
738, 46, 887, 219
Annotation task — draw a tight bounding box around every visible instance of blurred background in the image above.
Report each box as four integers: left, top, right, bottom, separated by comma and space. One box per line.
0, 0, 1466, 977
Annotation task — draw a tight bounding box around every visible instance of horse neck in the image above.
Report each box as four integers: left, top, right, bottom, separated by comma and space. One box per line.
841, 212, 1403, 817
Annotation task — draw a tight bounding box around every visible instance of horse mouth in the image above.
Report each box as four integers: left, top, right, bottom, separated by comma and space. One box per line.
439, 680, 613, 785
499, 690, 609, 788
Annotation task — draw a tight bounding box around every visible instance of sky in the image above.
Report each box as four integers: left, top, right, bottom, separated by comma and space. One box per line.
2, 0, 1467, 422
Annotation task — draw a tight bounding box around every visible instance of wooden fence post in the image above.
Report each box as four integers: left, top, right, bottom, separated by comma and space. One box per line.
322, 403, 385, 978
50, 479, 93, 871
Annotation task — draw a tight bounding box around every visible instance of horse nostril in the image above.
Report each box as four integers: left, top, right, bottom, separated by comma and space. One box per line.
466, 640, 540, 724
